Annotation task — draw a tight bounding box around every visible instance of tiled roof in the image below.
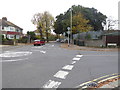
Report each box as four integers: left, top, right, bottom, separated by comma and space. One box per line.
0, 19, 23, 30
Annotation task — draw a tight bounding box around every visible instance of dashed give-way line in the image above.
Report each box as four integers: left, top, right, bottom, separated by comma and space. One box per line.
42, 54, 83, 88
62, 65, 74, 70
54, 70, 69, 79
73, 57, 81, 61
42, 80, 61, 88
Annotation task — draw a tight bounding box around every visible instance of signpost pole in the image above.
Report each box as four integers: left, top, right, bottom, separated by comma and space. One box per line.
67, 27, 70, 47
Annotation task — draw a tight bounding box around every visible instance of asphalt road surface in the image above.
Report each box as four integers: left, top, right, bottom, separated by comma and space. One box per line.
1, 42, 118, 88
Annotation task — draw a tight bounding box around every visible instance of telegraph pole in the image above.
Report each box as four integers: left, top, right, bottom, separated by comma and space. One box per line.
70, 7, 72, 44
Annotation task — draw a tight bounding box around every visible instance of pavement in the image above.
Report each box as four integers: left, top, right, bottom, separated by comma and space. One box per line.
60, 43, 119, 52
100, 80, 119, 88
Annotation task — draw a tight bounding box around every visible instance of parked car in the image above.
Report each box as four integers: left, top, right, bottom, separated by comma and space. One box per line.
33, 40, 45, 46
60, 39, 67, 43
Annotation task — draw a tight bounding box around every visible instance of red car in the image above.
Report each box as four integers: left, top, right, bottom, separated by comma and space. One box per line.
33, 40, 45, 46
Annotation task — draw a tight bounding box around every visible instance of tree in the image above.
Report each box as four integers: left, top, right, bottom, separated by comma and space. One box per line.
43, 11, 54, 42
72, 13, 93, 34
27, 31, 36, 43
31, 13, 44, 39
104, 16, 118, 30
71, 5, 106, 31
32, 11, 54, 42
54, 14, 66, 34
54, 5, 107, 35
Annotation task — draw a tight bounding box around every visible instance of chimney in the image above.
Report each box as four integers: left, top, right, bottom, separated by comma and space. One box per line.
2, 17, 7, 21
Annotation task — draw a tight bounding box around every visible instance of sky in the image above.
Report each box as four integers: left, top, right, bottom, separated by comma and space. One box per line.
0, 0, 119, 33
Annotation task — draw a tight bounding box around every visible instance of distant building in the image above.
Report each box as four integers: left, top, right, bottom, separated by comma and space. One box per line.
34, 30, 40, 36
0, 17, 23, 39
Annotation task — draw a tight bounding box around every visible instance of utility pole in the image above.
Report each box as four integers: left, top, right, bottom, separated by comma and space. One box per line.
70, 7, 72, 44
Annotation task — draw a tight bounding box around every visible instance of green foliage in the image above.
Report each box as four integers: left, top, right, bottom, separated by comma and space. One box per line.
54, 5, 107, 35
72, 13, 93, 34
48, 34, 57, 41
0, 35, 4, 40
85, 34, 91, 40
72, 5, 107, 31
27, 31, 36, 40
32, 11, 54, 42
18, 36, 28, 43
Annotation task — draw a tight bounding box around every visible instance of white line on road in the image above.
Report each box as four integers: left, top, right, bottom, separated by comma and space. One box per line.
54, 70, 69, 79
31, 50, 46, 54
62, 65, 74, 70
32, 46, 43, 48
0, 58, 28, 62
76, 55, 83, 58
40, 51, 46, 54
0, 51, 32, 57
31, 50, 40, 51
73, 57, 81, 61
52, 45, 54, 47
71, 61, 76, 64
42, 80, 61, 88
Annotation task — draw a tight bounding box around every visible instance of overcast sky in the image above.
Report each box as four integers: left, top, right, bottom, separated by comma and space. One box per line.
0, 0, 119, 33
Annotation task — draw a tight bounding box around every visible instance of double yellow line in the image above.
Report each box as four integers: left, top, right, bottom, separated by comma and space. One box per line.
76, 73, 119, 88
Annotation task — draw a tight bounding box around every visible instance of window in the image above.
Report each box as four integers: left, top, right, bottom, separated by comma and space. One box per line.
7, 35, 14, 39
16, 35, 20, 39
9, 27, 15, 31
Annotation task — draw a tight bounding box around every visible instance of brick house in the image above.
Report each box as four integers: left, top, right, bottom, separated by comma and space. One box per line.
0, 17, 23, 39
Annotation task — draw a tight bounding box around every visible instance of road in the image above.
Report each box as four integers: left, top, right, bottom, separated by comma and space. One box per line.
1, 42, 118, 88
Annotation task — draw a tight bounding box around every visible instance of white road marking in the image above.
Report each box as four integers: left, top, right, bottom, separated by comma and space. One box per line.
52, 45, 54, 47
40, 51, 46, 54
0, 58, 28, 62
31, 50, 40, 51
0, 51, 32, 57
73, 57, 81, 61
62, 65, 74, 70
71, 61, 76, 64
54, 70, 69, 79
32, 46, 43, 48
76, 55, 83, 58
5, 51, 11, 52
42, 80, 61, 88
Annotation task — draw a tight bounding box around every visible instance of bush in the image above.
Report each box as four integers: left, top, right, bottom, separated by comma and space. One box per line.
18, 37, 28, 43
85, 34, 91, 40
48, 34, 56, 41
74, 40, 85, 46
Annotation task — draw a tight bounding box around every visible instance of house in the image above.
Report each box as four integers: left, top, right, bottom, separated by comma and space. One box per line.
0, 17, 23, 39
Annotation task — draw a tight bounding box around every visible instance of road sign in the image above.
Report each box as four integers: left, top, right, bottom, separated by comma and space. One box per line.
67, 31, 71, 34
67, 27, 70, 30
